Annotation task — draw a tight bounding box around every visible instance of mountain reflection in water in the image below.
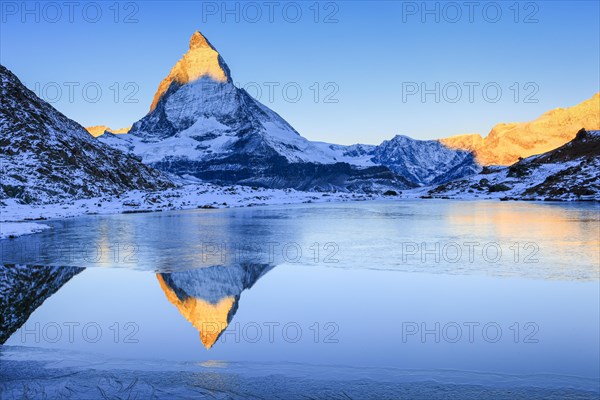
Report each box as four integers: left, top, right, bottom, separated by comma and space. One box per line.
157, 262, 274, 349
0, 262, 274, 351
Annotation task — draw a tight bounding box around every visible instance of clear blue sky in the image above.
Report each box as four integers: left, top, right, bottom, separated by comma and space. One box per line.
1, 1, 598, 144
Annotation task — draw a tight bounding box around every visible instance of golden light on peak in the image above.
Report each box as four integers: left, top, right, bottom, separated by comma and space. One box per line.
85, 125, 130, 137
149, 31, 230, 112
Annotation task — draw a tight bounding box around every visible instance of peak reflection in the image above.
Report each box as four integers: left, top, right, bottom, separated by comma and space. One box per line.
157, 262, 274, 349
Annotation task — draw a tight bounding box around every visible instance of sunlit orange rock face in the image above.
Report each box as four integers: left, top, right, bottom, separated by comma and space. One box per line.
86, 125, 130, 137
149, 31, 231, 112
441, 93, 600, 165
156, 274, 235, 350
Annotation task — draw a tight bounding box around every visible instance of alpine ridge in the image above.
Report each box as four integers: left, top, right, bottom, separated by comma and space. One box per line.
441, 93, 600, 165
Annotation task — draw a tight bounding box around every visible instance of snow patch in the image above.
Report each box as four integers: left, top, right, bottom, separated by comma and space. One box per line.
0, 222, 51, 239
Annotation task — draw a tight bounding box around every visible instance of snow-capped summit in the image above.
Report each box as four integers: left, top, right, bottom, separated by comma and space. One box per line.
313, 136, 480, 186
149, 31, 232, 112
119, 30, 335, 160
98, 30, 499, 190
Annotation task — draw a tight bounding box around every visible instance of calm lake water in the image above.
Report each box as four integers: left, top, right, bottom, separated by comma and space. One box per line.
1, 200, 599, 398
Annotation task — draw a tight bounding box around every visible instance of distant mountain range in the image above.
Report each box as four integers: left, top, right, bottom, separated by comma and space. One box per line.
86, 125, 130, 138
1, 30, 598, 204
94, 31, 598, 191
429, 129, 600, 201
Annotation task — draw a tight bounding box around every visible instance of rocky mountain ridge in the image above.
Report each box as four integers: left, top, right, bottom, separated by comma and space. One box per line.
0, 65, 174, 205
441, 94, 600, 165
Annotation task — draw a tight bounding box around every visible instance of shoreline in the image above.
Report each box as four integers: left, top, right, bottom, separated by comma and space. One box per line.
2, 182, 597, 239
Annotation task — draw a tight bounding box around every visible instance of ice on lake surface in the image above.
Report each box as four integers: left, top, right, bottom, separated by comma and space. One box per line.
1, 200, 599, 398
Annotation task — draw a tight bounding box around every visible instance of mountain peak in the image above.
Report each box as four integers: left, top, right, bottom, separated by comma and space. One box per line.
189, 31, 211, 49
149, 30, 231, 112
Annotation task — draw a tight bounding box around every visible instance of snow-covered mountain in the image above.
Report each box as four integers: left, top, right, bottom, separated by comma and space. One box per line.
0, 264, 83, 343
106, 31, 338, 165
0, 65, 174, 205
373, 135, 480, 185
427, 129, 600, 201
313, 136, 480, 185
99, 31, 476, 190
